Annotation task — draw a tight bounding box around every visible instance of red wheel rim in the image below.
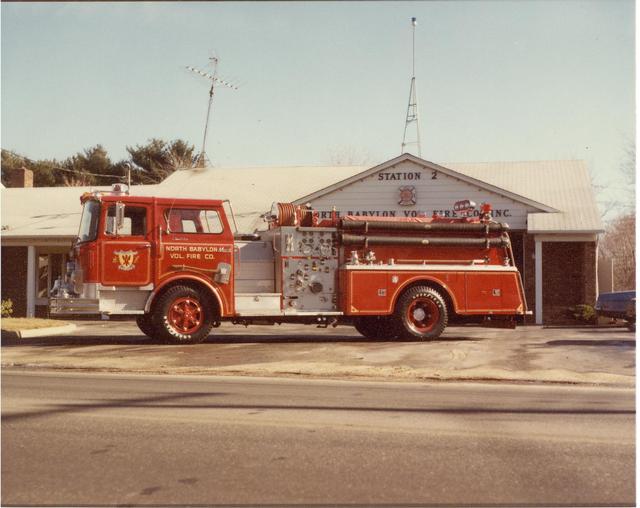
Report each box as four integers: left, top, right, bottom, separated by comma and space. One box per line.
168, 297, 203, 334
406, 298, 439, 334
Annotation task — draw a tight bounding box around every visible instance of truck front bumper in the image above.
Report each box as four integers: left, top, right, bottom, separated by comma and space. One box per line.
49, 297, 100, 316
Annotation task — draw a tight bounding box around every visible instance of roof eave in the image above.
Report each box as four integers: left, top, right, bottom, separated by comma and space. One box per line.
527, 228, 604, 235
1, 234, 76, 246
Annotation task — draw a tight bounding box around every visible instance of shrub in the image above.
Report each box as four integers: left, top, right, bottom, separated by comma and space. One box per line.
1, 299, 13, 318
567, 304, 596, 324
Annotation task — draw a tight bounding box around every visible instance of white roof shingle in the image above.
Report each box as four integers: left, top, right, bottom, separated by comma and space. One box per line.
0, 184, 162, 243
157, 165, 368, 231
0, 157, 603, 244
445, 159, 603, 233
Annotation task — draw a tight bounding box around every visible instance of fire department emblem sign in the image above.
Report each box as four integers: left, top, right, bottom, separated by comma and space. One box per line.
113, 250, 139, 271
398, 186, 417, 206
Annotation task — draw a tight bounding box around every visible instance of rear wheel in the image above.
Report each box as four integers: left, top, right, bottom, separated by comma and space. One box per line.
354, 316, 401, 339
152, 285, 214, 344
135, 314, 155, 338
396, 286, 448, 340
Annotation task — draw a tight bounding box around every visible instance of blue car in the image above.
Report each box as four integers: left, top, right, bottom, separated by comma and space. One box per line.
595, 291, 636, 330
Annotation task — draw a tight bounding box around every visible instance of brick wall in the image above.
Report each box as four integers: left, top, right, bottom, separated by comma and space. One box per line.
6, 167, 33, 188
542, 242, 597, 324
1, 246, 28, 317
582, 242, 598, 304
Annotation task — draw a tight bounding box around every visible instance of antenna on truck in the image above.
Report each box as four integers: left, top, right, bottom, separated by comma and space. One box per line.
186, 55, 239, 168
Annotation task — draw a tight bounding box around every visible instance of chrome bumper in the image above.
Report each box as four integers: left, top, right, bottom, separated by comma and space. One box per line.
49, 297, 100, 315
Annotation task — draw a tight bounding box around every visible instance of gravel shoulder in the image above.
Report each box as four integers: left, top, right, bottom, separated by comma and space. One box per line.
1, 321, 635, 387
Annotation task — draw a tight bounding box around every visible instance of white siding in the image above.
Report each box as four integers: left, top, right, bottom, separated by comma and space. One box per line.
308, 160, 539, 230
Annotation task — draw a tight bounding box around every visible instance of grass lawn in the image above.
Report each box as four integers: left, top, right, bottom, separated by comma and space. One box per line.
1, 318, 71, 332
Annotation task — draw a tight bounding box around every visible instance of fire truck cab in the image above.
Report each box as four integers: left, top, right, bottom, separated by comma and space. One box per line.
50, 186, 528, 343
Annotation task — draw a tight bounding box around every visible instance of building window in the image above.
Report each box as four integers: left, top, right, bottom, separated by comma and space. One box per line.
36, 253, 64, 301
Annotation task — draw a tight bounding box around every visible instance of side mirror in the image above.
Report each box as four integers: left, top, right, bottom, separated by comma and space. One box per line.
105, 216, 116, 235
115, 202, 125, 231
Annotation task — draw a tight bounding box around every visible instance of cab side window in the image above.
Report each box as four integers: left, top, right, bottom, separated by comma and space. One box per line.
105, 205, 147, 236
165, 208, 223, 234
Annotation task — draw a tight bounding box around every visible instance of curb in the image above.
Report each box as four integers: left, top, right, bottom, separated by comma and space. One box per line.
1, 324, 77, 340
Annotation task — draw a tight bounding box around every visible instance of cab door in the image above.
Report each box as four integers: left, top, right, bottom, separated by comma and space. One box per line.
156, 205, 234, 313
100, 202, 153, 286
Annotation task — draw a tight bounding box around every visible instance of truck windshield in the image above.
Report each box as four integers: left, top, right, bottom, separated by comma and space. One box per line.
78, 200, 100, 243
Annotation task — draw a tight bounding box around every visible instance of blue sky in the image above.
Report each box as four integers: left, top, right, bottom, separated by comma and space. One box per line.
1, 1, 634, 212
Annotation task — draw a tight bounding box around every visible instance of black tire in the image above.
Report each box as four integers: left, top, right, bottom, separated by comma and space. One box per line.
136, 314, 156, 338
396, 286, 448, 340
353, 316, 401, 339
152, 285, 215, 344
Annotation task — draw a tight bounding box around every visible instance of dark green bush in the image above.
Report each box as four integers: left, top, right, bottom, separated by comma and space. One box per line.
567, 304, 596, 324
1, 299, 13, 318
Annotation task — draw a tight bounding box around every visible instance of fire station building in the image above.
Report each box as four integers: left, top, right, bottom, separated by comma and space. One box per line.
1, 153, 603, 324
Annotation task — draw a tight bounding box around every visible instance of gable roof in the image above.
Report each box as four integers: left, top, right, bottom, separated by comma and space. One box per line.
0, 156, 604, 242
294, 153, 559, 214
444, 159, 603, 233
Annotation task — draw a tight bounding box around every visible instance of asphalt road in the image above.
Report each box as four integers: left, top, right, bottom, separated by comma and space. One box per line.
1, 370, 635, 506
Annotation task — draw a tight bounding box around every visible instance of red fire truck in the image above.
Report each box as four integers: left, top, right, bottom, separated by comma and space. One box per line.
49, 186, 529, 343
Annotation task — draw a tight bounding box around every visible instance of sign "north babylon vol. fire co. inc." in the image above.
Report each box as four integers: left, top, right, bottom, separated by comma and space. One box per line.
318, 209, 512, 219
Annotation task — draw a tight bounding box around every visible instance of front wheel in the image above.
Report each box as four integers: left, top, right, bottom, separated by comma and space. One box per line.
396, 286, 448, 340
152, 285, 214, 344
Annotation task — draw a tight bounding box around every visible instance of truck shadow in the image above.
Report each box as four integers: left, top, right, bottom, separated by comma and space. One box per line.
2, 334, 481, 347
204, 335, 480, 345
543, 339, 636, 348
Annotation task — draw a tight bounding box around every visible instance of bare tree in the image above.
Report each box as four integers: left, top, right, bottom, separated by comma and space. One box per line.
620, 142, 635, 213
593, 142, 635, 219
599, 214, 635, 290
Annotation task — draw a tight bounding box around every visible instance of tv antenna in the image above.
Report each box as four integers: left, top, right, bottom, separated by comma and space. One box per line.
401, 17, 422, 157
186, 56, 239, 168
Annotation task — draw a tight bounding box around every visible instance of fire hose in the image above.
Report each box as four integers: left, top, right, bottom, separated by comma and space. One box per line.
341, 233, 511, 248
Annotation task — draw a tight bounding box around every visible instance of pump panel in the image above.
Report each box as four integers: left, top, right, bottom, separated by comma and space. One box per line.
277, 227, 339, 313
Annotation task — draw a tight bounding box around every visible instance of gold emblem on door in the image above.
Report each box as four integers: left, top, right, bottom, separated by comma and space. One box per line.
113, 250, 139, 271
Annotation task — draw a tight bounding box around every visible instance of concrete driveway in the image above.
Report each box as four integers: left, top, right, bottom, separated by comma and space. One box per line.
1, 321, 635, 386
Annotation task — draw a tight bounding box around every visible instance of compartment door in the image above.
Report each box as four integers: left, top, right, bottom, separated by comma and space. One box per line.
344, 270, 390, 315
465, 271, 522, 313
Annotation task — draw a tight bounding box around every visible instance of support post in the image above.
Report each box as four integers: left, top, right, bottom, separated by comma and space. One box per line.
26, 246, 36, 318
594, 240, 599, 299
534, 238, 543, 325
